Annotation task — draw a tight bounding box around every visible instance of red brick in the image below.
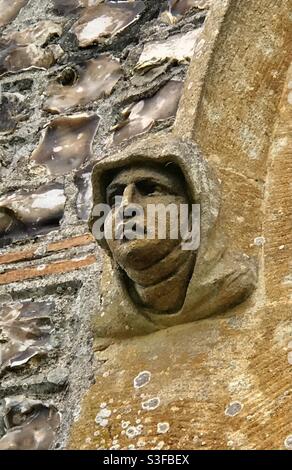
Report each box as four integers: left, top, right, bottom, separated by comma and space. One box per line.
0, 255, 97, 285
0, 234, 95, 266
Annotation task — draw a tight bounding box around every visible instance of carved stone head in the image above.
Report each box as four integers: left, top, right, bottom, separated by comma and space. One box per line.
89, 134, 257, 338
102, 162, 196, 314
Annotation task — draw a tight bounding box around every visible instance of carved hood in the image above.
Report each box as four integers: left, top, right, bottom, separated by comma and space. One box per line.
89, 134, 257, 338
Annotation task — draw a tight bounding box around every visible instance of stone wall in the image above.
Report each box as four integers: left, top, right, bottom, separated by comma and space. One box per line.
0, 0, 209, 449
69, 0, 292, 451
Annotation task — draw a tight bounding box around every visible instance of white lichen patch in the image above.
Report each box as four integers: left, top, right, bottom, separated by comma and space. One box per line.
125, 425, 143, 439
157, 422, 170, 434
254, 236, 266, 247
121, 420, 130, 429
133, 371, 151, 389
141, 397, 160, 411
284, 435, 292, 450
225, 401, 243, 417
95, 407, 112, 427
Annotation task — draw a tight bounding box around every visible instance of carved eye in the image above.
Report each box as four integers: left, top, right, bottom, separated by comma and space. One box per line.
136, 181, 163, 196
108, 187, 125, 207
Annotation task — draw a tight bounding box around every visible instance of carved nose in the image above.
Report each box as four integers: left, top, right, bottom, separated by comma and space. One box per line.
119, 184, 141, 222
121, 183, 136, 206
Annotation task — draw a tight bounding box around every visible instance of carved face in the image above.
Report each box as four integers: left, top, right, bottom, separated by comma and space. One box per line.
104, 164, 191, 285
89, 136, 257, 336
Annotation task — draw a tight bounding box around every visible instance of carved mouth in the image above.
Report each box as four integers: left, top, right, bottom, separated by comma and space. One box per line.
115, 220, 147, 243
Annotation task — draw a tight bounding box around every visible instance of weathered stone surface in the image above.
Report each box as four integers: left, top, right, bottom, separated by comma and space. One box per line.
173, 0, 292, 265
0, 21, 64, 76
0, 301, 54, 373
135, 29, 203, 72
263, 62, 292, 304
69, 301, 292, 450
69, 0, 292, 450
0, 0, 194, 451
89, 134, 257, 338
0, 183, 65, 247
72, 1, 145, 47
112, 81, 184, 145
31, 114, 99, 176
0, 0, 28, 27
174, 0, 292, 180
160, 0, 212, 24
0, 396, 60, 450
2, 0, 292, 452
44, 56, 122, 114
